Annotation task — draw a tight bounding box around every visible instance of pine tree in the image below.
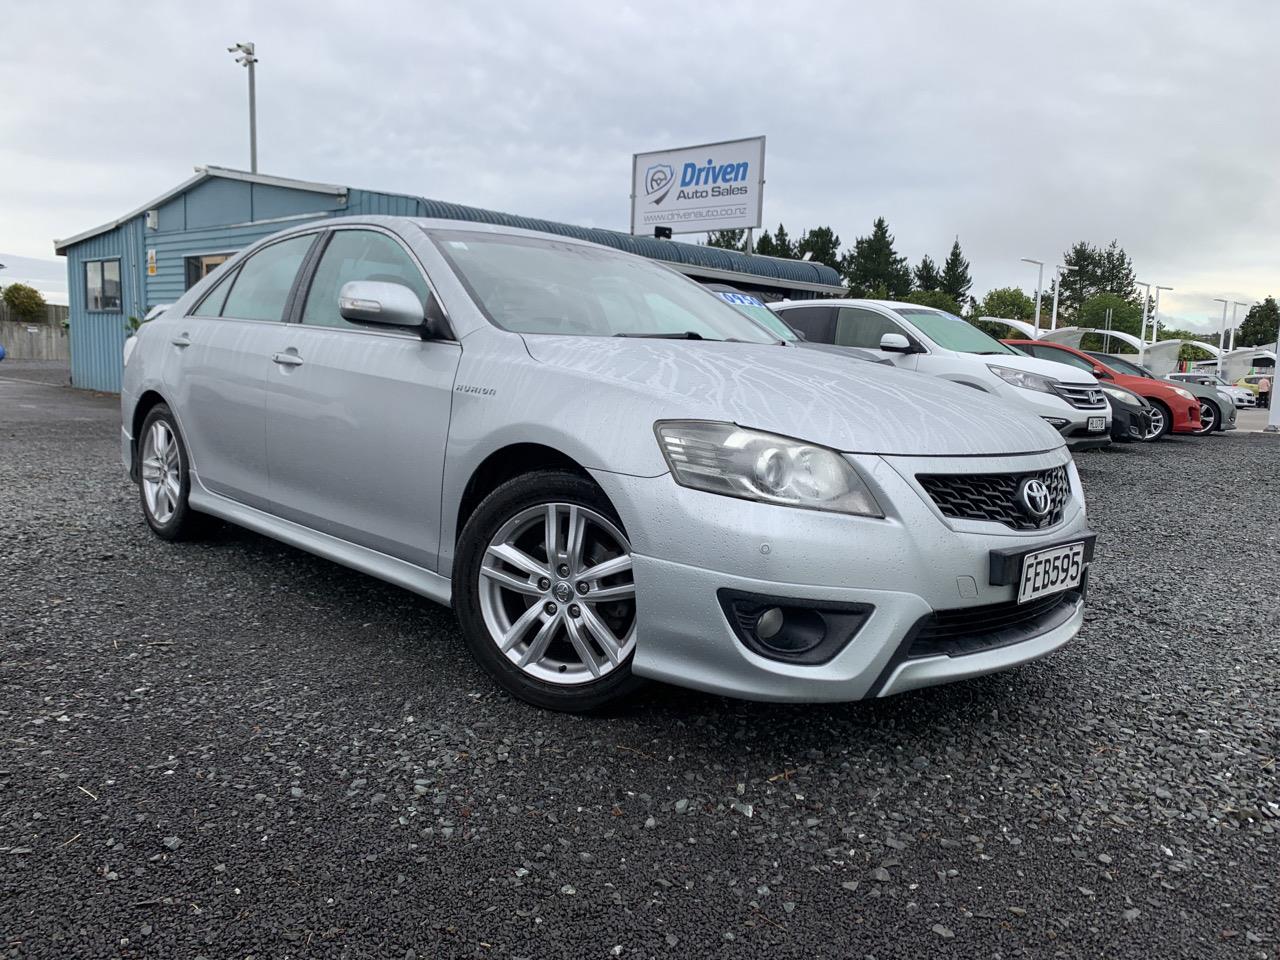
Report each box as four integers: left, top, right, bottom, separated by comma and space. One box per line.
913, 255, 941, 291
939, 238, 972, 302
795, 227, 842, 270
841, 217, 912, 298
705, 229, 747, 251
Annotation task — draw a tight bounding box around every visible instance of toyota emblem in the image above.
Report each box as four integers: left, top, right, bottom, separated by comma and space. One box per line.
1018, 477, 1052, 519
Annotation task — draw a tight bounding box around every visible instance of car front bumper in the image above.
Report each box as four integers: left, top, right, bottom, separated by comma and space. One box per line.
592, 449, 1091, 703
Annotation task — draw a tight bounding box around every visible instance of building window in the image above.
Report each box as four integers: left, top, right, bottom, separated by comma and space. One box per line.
85, 259, 122, 312
185, 253, 233, 290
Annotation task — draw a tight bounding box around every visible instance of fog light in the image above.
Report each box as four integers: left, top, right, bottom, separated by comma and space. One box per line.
755, 607, 784, 641
1041, 417, 1069, 428
718, 590, 873, 666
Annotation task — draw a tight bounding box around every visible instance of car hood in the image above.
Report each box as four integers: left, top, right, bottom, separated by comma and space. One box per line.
522, 336, 1064, 457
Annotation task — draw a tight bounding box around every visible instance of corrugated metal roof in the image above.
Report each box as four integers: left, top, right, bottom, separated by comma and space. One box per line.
412, 197, 843, 291
56, 165, 845, 292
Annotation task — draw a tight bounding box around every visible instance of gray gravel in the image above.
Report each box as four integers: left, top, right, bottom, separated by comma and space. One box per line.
2, 372, 1277, 959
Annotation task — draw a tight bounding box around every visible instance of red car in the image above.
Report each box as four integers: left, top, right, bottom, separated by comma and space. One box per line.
1002, 340, 1201, 439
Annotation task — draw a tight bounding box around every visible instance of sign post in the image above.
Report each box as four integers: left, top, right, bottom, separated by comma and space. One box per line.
630, 137, 765, 239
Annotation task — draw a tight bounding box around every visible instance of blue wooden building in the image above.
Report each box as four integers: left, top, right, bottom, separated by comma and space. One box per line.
54, 166, 844, 392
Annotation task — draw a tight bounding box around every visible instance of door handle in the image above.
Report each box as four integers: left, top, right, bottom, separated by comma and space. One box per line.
171, 334, 191, 347
272, 352, 304, 367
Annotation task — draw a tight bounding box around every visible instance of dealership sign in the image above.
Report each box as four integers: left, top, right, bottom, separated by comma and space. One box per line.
630, 136, 765, 236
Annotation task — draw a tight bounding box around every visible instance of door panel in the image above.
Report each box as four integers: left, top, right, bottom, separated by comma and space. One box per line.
164, 234, 315, 507
264, 228, 460, 571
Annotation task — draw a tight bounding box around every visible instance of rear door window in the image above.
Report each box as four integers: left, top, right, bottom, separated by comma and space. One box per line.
220, 234, 317, 322
777, 306, 835, 343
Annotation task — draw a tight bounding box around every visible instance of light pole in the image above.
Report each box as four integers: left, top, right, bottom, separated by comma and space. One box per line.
1213, 298, 1230, 375
1021, 258, 1045, 333
1229, 301, 1247, 357
1049, 263, 1077, 331
1136, 280, 1152, 344
1150, 285, 1173, 345
228, 42, 258, 173
1267, 304, 1280, 432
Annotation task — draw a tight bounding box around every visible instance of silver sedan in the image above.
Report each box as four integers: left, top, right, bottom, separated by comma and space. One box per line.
121, 217, 1094, 711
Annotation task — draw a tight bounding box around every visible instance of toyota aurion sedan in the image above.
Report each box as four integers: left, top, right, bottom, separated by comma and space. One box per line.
773, 300, 1112, 450
122, 217, 1094, 711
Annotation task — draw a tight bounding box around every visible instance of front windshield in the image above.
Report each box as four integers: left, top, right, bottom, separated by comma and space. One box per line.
1087, 351, 1152, 378
892, 308, 1017, 355
713, 291, 797, 341
431, 231, 777, 343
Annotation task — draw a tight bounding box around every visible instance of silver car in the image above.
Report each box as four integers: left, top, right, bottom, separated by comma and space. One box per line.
121, 217, 1095, 711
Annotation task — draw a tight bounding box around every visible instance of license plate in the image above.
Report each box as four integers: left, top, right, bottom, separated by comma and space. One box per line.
1017, 541, 1086, 604
1087, 416, 1106, 432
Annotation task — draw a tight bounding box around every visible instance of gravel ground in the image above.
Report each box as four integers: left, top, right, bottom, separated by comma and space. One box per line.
2, 373, 1277, 959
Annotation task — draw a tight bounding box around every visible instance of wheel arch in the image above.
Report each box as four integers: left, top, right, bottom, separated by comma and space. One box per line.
453, 443, 594, 546
129, 389, 171, 480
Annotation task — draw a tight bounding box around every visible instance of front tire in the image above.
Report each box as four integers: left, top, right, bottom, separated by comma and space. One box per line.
1144, 400, 1172, 441
137, 404, 203, 541
454, 471, 644, 712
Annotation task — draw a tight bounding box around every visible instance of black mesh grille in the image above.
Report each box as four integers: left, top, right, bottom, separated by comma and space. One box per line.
917, 466, 1070, 531
909, 589, 1082, 659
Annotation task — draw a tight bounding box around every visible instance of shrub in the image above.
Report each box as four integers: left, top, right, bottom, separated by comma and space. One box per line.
2, 283, 47, 321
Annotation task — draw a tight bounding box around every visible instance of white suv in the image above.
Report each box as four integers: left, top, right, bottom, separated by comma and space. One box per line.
774, 300, 1111, 450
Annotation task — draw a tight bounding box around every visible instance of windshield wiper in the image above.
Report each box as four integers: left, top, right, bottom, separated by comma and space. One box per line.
614, 331, 709, 340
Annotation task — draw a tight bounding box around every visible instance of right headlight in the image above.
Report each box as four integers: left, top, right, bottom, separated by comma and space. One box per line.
654, 420, 883, 516
987, 364, 1058, 394
1170, 387, 1195, 401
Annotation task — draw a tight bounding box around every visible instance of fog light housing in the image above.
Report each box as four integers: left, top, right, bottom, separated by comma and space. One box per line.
718, 590, 872, 665
1041, 417, 1070, 428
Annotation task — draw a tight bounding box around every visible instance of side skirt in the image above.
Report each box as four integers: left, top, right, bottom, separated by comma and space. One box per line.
188, 481, 453, 608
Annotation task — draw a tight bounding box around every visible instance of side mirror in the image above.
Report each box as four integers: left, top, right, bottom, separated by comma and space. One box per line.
339, 280, 444, 338
1092, 366, 1113, 380
880, 332, 916, 353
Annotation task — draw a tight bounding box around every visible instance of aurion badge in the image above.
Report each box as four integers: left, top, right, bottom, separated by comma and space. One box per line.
1017, 477, 1052, 520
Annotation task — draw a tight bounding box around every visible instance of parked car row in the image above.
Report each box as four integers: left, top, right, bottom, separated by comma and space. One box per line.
125, 218, 1109, 712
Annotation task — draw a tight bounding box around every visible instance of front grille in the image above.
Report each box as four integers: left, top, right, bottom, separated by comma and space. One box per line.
1053, 382, 1107, 409
908, 589, 1082, 659
917, 466, 1070, 531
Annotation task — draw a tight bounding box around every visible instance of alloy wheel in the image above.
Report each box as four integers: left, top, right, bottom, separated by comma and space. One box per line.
478, 502, 636, 685
140, 420, 181, 524
1196, 401, 1217, 434
1144, 404, 1166, 440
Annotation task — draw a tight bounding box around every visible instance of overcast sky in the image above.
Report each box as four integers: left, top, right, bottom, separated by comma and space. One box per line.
2, 1, 1277, 330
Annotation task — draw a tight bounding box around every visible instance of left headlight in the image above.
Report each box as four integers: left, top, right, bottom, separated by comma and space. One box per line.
987, 364, 1058, 394
654, 421, 883, 517
1100, 385, 1133, 404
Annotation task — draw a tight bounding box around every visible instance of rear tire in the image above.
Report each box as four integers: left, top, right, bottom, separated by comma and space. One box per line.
454, 471, 645, 712
136, 404, 204, 541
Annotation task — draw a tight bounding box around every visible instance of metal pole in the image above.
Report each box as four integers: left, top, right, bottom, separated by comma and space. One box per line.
1267, 307, 1280, 432
744, 228, 752, 254
1136, 281, 1151, 344
1021, 259, 1044, 332
248, 56, 257, 173
1213, 298, 1229, 375
1151, 285, 1172, 345
1050, 270, 1061, 331
1035, 262, 1043, 331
